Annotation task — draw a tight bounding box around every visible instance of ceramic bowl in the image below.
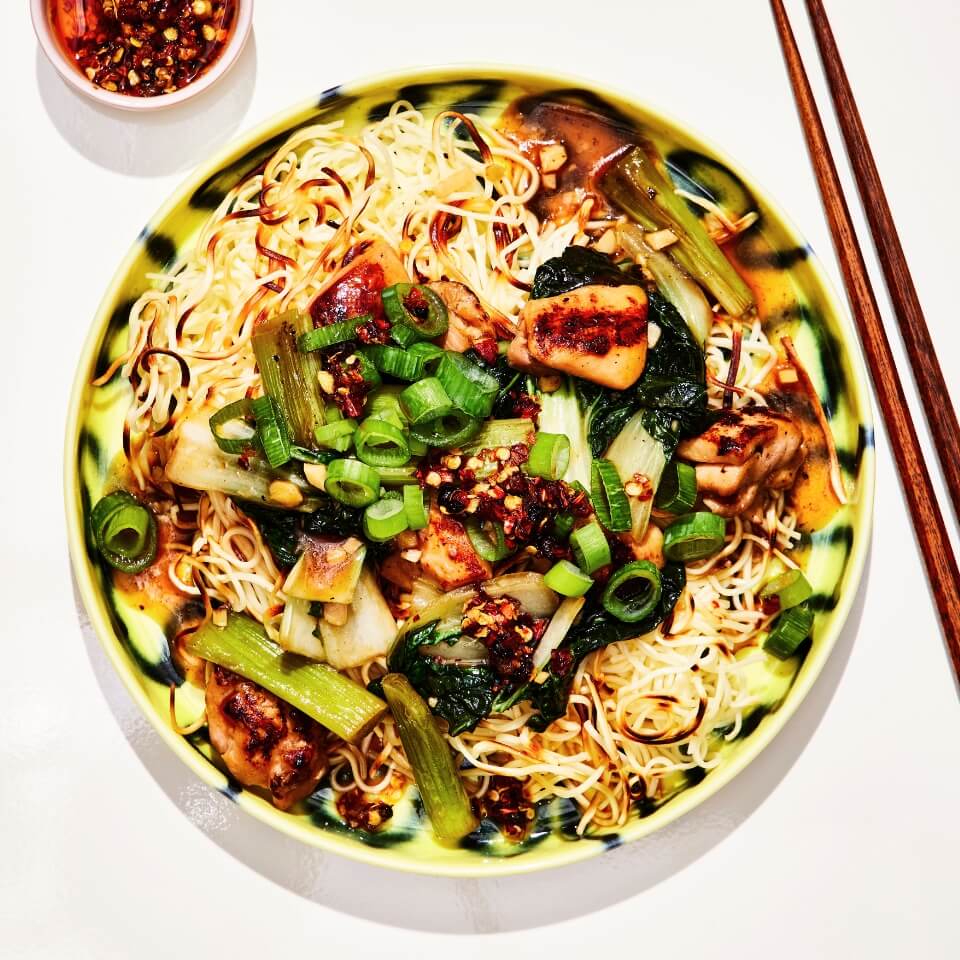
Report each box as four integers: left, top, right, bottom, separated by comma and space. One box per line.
31, 0, 252, 111
65, 65, 874, 876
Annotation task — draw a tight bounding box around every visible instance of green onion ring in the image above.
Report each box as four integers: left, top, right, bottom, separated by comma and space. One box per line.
543, 559, 594, 597
409, 409, 481, 448
763, 603, 814, 659
363, 497, 410, 542
250, 395, 292, 467
591, 459, 632, 533
466, 517, 510, 562
654, 460, 698, 513
601, 560, 662, 622
403, 485, 429, 530
90, 491, 158, 573
209, 399, 258, 454
436, 351, 499, 419
761, 568, 813, 611
526, 432, 571, 481
400, 378, 453, 424
354, 417, 411, 468
662, 511, 726, 562
324, 459, 381, 507
314, 418, 357, 451
570, 521, 612, 574
382, 283, 449, 338
297, 314, 369, 352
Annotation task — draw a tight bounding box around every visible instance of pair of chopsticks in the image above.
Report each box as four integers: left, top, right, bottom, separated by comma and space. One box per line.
770, 0, 960, 683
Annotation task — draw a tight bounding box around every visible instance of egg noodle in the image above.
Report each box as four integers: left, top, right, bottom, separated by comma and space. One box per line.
108, 103, 798, 835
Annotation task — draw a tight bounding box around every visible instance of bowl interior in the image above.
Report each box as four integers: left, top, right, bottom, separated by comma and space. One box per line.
66, 66, 874, 876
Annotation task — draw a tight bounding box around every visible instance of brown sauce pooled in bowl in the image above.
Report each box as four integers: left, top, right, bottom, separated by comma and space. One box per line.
48, 0, 237, 97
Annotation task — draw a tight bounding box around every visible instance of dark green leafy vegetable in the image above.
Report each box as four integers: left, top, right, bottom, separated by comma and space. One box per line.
382, 620, 496, 735
575, 290, 712, 457
523, 561, 686, 730
530, 245, 637, 300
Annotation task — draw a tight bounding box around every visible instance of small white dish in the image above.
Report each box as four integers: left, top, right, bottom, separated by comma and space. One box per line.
31, 0, 253, 112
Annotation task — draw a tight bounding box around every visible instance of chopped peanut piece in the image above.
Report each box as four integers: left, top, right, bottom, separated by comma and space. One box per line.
539, 142, 568, 173
268, 480, 304, 509
303, 463, 327, 490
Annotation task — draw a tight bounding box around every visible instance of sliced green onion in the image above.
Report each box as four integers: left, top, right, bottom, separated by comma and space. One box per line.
377, 465, 420, 486
367, 386, 407, 421
764, 604, 814, 659
655, 460, 698, 513
409, 410, 481, 448
186, 612, 386, 742
252, 311, 326, 447
251, 395, 291, 468
525, 432, 571, 481
407, 341, 445, 374
601, 560, 661, 622
552, 512, 575, 539
298, 314, 368, 352
663, 512, 727, 562
761, 569, 813, 611
325, 458, 381, 507
389, 322, 422, 348
290, 445, 333, 464
543, 559, 594, 597
408, 436, 429, 458
570, 522, 611, 574
90, 490, 158, 573
314, 418, 357, 452
459, 419, 535, 457
363, 345, 425, 381
591, 459, 632, 533
382, 283, 449, 339
354, 417, 410, 468
380, 674, 478, 842
436, 351, 499, 418
209, 398, 258, 454
363, 497, 409, 541
466, 517, 510, 562
356, 351, 382, 387
403, 484, 429, 530
400, 378, 452, 424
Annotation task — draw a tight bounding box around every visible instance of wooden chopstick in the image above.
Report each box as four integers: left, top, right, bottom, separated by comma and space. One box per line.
805, 0, 960, 524
769, 0, 960, 684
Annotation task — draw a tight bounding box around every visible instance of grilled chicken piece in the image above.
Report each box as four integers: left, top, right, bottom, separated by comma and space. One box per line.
512, 284, 649, 389
677, 408, 805, 517
506, 331, 551, 374
206, 666, 326, 810
418, 505, 492, 590
428, 281, 499, 354
309, 239, 409, 326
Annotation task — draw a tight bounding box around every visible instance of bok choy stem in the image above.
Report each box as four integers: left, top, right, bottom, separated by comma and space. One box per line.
603, 142, 755, 318
252, 311, 326, 448
165, 415, 322, 511
185, 612, 386, 743
537, 377, 592, 487
605, 411, 667, 540
381, 674, 479, 843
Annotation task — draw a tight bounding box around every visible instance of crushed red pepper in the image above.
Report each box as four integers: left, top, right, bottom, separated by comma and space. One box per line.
50, 0, 236, 97
471, 776, 535, 842
420, 443, 591, 559
335, 786, 393, 832
461, 592, 546, 688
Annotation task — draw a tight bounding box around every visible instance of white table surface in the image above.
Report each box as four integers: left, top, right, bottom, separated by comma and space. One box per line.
3, 1, 958, 955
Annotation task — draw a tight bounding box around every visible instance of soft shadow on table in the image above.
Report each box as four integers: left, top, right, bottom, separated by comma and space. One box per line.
77, 544, 870, 934
35, 35, 257, 177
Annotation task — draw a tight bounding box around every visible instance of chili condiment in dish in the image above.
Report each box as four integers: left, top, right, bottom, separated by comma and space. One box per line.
48, 0, 238, 97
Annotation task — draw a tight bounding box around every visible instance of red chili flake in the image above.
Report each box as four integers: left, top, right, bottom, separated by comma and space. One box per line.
761, 595, 781, 616
471, 775, 535, 842
324, 346, 371, 418
52, 1, 238, 98
471, 336, 499, 365
549, 647, 574, 676
335, 786, 393, 832
462, 592, 542, 688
